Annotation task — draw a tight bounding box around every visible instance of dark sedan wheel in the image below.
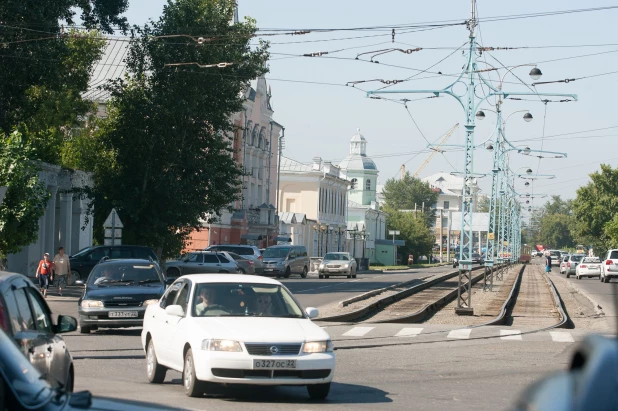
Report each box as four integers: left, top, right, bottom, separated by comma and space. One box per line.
238, 268, 246, 274
79, 324, 91, 334
301, 266, 308, 278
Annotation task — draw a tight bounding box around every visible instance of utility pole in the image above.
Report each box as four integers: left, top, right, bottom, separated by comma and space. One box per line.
367, 0, 576, 314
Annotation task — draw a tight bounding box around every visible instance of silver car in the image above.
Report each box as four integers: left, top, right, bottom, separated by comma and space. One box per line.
223, 251, 255, 275
318, 252, 357, 279
165, 251, 240, 277
262, 245, 309, 278
564, 254, 586, 278
205, 245, 263, 273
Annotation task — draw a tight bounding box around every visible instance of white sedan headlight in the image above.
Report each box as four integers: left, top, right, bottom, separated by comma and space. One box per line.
303, 340, 334, 353
81, 300, 104, 308
143, 299, 159, 306
201, 339, 243, 352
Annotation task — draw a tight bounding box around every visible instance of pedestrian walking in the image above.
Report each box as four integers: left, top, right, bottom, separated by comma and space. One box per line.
408, 254, 414, 265
35, 253, 54, 298
53, 247, 70, 296
545, 252, 552, 273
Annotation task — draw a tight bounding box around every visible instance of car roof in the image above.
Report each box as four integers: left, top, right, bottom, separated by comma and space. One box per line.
99, 258, 157, 264
325, 252, 349, 254
178, 274, 282, 285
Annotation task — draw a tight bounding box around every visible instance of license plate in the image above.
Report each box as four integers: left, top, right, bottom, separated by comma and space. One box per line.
253, 359, 296, 369
108, 311, 138, 318
589, 265, 598, 269
263, 269, 273, 272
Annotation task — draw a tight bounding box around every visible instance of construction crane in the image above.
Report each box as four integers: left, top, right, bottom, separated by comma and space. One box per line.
411, 123, 459, 178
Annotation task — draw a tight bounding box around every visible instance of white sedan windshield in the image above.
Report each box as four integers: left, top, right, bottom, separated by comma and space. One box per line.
192, 283, 304, 318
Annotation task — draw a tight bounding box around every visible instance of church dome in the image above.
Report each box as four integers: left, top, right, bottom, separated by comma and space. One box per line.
338, 128, 377, 171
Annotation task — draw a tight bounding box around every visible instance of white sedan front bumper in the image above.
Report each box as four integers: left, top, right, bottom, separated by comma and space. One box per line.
192, 349, 335, 386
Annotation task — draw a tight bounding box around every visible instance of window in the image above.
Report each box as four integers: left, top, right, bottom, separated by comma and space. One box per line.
203, 255, 220, 264
366, 179, 371, 190
111, 248, 132, 259
0, 296, 7, 333
26, 289, 52, 333
160, 281, 183, 308
174, 283, 190, 313
444, 201, 450, 209
351, 178, 357, 189
217, 255, 230, 263
185, 253, 203, 263
11, 289, 35, 332
88, 247, 109, 261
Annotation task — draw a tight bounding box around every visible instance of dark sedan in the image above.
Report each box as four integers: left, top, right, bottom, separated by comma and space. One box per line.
76, 259, 172, 334
0, 271, 77, 391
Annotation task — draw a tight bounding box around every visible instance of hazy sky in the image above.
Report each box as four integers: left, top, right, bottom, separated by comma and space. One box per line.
120, 0, 618, 208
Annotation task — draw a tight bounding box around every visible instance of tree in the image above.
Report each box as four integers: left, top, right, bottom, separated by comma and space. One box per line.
0, 132, 50, 256
383, 206, 435, 263
0, 1, 127, 135
382, 172, 438, 227
542, 195, 573, 216
537, 214, 573, 249
476, 195, 490, 212
573, 164, 618, 256
91, 0, 269, 257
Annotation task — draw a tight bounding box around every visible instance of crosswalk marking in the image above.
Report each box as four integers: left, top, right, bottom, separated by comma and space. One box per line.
395, 328, 424, 337
447, 329, 471, 339
342, 326, 375, 337
500, 330, 522, 340
550, 331, 574, 343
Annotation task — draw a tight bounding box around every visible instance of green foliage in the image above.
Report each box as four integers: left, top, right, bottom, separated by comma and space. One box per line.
543, 195, 573, 216
0, 132, 50, 255
91, 0, 269, 258
537, 214, 573, 249
573, 164, 618, 256
382, 171, 438, 227
383, 205, 435, 262
476, 195, 490, 212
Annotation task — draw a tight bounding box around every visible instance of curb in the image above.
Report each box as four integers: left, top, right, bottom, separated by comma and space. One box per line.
561, 275, 606, 317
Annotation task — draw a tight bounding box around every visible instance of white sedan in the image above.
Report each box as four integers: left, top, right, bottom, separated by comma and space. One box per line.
141, 274, 335, 399
576, 257, 602, 280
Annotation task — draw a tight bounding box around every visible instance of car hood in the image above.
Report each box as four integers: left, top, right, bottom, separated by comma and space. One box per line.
85, 284, 164, 302
191, 317, 330, 343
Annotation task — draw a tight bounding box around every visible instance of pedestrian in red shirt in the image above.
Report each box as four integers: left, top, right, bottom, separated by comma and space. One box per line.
35, 253, 54, 298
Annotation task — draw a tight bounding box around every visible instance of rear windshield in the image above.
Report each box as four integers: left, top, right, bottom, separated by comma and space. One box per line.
217, 246, 255, 256
262, 248, 290, 258
88, 263, 162, 286
610, 251, 618, 260
570, 255, 584, 262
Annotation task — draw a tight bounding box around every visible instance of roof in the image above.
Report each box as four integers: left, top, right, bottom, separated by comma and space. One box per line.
279, 156, 313, 173
179, 273, 282, 285
338, 155, 377, 171
350, 128, 366, 142
421, 172, 479, 196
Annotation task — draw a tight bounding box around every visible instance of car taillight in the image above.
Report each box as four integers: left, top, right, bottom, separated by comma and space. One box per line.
606, 260, 612, 265
567, 262, 571, 267
258, 255, 263, 261
248, 261, 254, 266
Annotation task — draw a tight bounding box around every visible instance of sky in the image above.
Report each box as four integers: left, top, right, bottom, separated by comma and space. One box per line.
119, 0, 618, 210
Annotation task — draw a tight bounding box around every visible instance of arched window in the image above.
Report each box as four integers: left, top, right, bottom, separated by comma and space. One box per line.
350, 178, 357, 189
366, 179, 371, 190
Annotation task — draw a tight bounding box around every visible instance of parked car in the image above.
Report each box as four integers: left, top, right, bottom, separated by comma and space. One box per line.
559, 255, 570, 274
453, 252, 484, 268
165, 251, 240, 277
600, 249, 618, 283
76, 259, 172, 334
318, 252, 357, 279
0, 326, 177, 411
575, 257, 602, 280
0, 271, 77, 390
261, 245, 310, 278
69, 245, 158, 286
564, 254, 586, 278
221, 251, 255, 275
141, 274, 335, 399
205, 245, 263, 274
548, 250, 562, 266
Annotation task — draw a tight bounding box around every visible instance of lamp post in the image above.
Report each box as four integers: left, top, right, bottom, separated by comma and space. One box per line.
367, 0, 576, 314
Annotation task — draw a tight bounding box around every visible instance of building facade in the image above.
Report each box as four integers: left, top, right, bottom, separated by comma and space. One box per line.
338, 129, 389, 264
8, 164, 94, 277
187, 76, 282, 250
278, 157, 348, 257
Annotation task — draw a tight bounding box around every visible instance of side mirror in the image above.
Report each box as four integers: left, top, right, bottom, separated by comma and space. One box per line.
305, 307, 319, 319
165, 305, 185, 317
165, 278, 176, 286
74, 280, 85, 287
56, 315, 78, 333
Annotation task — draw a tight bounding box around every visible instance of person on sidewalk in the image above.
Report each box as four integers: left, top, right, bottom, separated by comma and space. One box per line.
35, 253, 54, 298
545, 252, 552, 272
53, 247, 70, 296
408, 254, 414, 265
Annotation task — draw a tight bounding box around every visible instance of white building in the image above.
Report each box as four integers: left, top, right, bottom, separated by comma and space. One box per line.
8, 164, 93, 277
338, 129, 389, 264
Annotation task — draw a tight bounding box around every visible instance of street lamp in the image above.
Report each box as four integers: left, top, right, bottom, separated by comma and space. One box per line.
485, 142, 494, 151
476, 110, 486, 120
529, 67, 543, 80
522, 146, 531, 155
523, 112, 533, 122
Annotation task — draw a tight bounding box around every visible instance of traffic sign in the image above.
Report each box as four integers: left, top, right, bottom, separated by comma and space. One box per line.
103, 208, 123, 245
389, 230, 401, 235
487, 233, 494, 240
103, 208, 123, 228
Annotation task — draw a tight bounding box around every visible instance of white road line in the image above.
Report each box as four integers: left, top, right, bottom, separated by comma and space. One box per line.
342, 327, 375, 337
500, 330, 522, 341
395, 328, 424, 337
550, 331, 575, 343
447, 329, 471, 339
